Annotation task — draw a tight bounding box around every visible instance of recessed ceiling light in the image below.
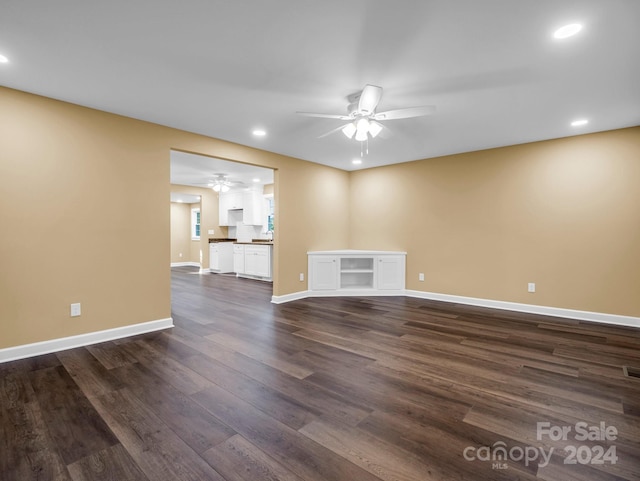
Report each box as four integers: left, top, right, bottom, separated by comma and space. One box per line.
571, 119, 589, 127
0, 54, 9, 63
554, 23, 583, 39
352, 159, 362, 165
252, 129, 266, 137
252, 178, 260, 183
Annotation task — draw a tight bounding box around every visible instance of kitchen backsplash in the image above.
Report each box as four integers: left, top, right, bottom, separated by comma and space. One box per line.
229, 224, 269, 242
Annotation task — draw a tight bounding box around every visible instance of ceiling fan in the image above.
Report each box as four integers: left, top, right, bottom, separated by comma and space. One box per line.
297, 84, 436, 141
203, 174, 244, 192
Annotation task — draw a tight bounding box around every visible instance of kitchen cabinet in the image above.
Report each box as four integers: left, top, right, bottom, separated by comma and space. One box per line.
209, 242, 234, 273
242, 191, 264, 226
308, 250, 406, 295
218, 191, 243, 226
243, 244, 272, 279
233, 244, 245, 274
219, 190, 264, 226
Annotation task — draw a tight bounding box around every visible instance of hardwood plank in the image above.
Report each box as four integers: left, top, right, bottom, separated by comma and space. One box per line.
67, 444, 148, 481
183, 353, 317, 430
0, 402, 73, 480
112, 362, 236, 454
86, 342, 140, 370
299, 418, 445, 481
202, 434, 305, 481
196, 348, 372, 427
29, 365, 118, 465
204, 331, 314, 379
192, 383, 383, 481
90, 388, 226, 481
117, 339, 213, 395
57, 348, 124, 398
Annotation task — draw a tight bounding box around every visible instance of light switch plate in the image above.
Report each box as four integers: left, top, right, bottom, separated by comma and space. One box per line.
70, 303, 81, 317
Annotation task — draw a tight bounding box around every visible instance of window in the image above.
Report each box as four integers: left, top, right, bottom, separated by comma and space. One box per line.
191, 208, 201, 240
265, 196, 274, 232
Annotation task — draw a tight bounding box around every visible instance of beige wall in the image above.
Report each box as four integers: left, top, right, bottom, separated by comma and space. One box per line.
170, 202, 191, 263
349, 127, 640, 317
170, 183, 228, 269
0, 87, 350, 349
1, 84, 638, 352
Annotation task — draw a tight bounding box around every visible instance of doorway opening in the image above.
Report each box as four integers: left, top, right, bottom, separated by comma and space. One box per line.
169, 150, 276, 295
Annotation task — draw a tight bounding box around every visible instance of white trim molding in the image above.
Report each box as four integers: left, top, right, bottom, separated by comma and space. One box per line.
271, 288, 640, 329
405, 290, 640, 329
170, 262, 200, 267
271, 290, 310, 304
0, 318, 174, 364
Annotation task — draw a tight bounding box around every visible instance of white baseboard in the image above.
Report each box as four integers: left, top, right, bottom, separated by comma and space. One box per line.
270, 288, 640, 329
405, 290, 640, 329
271, 290, 310, 304
170, 262, 200, 267
0, 317, 174, 364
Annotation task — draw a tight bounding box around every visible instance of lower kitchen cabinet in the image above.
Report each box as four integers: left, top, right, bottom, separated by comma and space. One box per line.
209, 242, 234, 273
234, 243, 272, 281
308, 250, 406, 296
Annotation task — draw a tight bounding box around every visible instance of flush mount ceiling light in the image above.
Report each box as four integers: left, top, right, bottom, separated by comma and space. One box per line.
554, 23, 583, 39
571, 119, 589, 127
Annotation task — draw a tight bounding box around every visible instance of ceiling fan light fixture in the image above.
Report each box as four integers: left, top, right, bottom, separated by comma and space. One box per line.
342, 122, 356, 139
212, 183, 230, 193
368, 121, 382, 138
355, 129, 368, 142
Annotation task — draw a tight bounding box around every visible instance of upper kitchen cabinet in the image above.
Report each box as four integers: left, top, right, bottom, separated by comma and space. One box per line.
219, 188, 264, 226
242, 191, 264, 226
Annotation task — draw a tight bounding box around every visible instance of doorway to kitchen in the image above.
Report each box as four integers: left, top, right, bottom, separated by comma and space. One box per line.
169, 150, 276, 296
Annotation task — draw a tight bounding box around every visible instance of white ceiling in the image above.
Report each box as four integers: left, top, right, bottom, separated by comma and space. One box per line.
170, 150, 274, 190
1, 1, 638, 171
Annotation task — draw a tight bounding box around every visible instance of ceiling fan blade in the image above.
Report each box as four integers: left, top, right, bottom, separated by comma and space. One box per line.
358, 85, 383, 115
317, 124, 351, 139
297, 111, 351, 120
373, 105, 436, 120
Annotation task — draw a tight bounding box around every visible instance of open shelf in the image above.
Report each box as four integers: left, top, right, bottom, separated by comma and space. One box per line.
340, 257, 374, 271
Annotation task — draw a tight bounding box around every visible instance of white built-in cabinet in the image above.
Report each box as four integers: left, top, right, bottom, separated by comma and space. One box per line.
209, 242, 234, 273
218, 190, 264, 226
234, 243, 272, 281
233, 244, 245, 274
308, 250, 406, 295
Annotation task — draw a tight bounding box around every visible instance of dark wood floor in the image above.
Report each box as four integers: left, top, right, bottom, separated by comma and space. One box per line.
2, 267, 640, 480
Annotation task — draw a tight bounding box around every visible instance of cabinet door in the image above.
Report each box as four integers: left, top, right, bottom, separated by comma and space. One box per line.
233, 245, 245, 274
377, 255, 405, 290
309, 256, 338, 290
228, 192, 243, 210
242, 192, 263, 226
218, 194, 229, 226
210, 245, 220, 270
254, 247, 270, 278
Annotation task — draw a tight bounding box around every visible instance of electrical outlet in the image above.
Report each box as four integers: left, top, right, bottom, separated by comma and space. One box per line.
419, 273, 425, 282
528, 282, 536, 293
208, 229, 215, 235
70, 303, 81, 317
299, 273, 304, 282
